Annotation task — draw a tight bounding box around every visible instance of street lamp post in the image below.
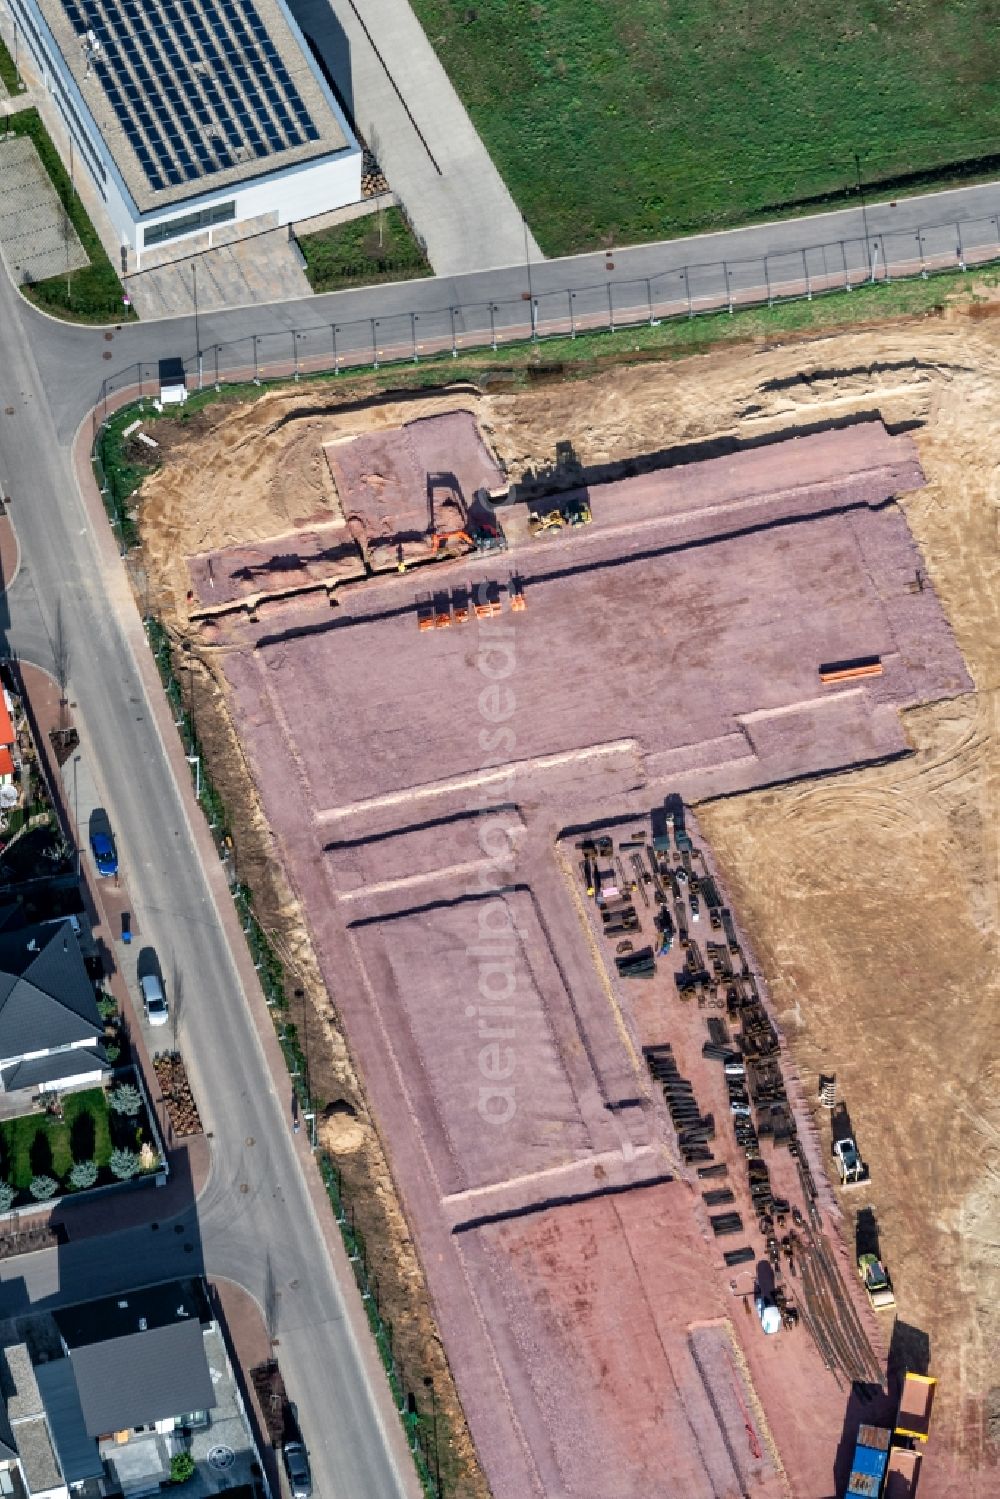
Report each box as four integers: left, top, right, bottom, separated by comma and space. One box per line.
192, 264, 202, 389
523, 214, 537, 340
854, 152, 872, 279
423, 1377, 441, 1496
72, 754, 81, 877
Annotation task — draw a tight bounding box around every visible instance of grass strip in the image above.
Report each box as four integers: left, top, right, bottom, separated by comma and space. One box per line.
298, 206, 431, 293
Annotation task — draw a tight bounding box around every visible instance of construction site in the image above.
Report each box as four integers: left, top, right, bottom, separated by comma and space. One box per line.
130, 304, 1000, 1499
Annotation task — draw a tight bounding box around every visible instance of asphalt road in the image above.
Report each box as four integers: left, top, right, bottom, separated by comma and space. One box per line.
0, 260, 416, 1499
1, 173, 999, 1499
32, 173, 1000, 439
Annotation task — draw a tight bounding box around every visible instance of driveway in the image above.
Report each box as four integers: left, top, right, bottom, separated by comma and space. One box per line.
126, 229, 313, 319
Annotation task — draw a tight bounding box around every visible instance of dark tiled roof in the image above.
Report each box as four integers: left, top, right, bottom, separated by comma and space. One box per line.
0, 922, 102, 1060
69, 1321, 217, 1438
2, 1046, 107, 1093
34, 1359, 102, 1483
56, 1280, 210, 1349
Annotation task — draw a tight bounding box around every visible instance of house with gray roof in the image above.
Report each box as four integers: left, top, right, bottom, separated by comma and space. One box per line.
0, 1280, 263, 1499
0, 921, 106, 1101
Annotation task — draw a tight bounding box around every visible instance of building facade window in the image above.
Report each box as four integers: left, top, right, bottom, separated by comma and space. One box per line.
142, 200, 235, 247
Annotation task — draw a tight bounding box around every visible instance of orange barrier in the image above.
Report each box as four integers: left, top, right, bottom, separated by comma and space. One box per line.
818, 657, 883, 684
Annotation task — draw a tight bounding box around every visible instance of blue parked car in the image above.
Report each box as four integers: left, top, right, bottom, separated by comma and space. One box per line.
90, 830, 118, 877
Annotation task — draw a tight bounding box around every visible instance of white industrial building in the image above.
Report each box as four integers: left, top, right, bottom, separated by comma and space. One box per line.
3, 0, 361, 263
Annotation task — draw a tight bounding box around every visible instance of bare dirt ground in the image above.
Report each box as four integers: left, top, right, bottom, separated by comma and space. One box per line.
133, 298, 1000, 1497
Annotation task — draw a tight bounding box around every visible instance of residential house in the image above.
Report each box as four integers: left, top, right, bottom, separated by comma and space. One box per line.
0, 1280, 264, 1499
0, 921, 106, 1100
2, 1344, 70, 1499
0, 693, 16, 791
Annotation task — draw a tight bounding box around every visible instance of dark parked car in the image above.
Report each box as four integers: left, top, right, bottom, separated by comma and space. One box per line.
282, 1441, 312, 1499
90, 830, 118, 877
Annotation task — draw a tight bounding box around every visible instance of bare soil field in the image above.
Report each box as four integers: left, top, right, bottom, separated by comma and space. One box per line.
133, 302, 1000, 1497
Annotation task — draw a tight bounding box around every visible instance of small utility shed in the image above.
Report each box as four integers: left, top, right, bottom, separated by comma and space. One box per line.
158, 358, 188, 405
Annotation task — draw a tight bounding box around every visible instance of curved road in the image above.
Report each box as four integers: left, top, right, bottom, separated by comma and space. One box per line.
0, 264, 418, 1499
1, 173, 1000, 1499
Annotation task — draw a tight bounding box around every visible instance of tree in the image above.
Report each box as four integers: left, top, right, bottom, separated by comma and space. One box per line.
170, 1453, 196, 1485
0, 1182, 15, 1213
108, 1082, 143, 1116
29, 1175, 58, 1201
171, 960, 184, 1052
109, 1148, 140, 1180
52, 599, 70, 725
69, 1159, 98, 1190
98, 993, 119, 1022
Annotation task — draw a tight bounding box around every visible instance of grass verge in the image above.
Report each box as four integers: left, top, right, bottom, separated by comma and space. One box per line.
3, 108, 131, 323
297, 206, 431, 293
409, 0, 1000, 255
0, 35, 25, 96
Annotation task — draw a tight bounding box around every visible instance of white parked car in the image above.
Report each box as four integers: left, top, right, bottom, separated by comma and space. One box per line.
140, 973, 169, 1026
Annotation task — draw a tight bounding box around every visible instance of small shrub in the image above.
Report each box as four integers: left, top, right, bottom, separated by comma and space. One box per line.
98, 994, 119, 1021
170, 1453, 196, 1484
69, 1159, 98, 1190
0, 1182, 15, 1213
109, 1148, 140, 1180
108, 1083, 143, 1116
29, 1175, 58, 1201
105, 1041, 121, 1064
139, 1141, 160, 1173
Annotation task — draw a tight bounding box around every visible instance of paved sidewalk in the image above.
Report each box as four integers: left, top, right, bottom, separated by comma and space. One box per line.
127, 229, 312, 319
291, 0, 539, 274
17, 663, 213, 1230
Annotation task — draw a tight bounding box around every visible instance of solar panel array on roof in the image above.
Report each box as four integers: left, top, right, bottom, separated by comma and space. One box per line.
58, 0, 321, 192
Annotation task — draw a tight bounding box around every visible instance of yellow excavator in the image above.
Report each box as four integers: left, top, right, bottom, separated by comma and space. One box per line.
527, 495, 592, 537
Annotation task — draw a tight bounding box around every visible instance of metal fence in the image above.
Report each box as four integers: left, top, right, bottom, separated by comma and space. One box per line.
95, 209, 1000, 419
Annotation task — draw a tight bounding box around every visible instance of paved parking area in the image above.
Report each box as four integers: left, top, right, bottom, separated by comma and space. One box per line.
125, 227, 311, 319
0, 135, 87, 283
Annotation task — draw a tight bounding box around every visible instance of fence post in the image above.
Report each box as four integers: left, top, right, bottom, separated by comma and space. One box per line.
842, 241, 852, 292
607, 283, 614, 333
724, 261, 733, 315
802, 249, 811, 301
410, 312, 418, 362
764, 255, 772, 307
957, 222, 966, 271
568, 291, 576, 338
489, 303, 497, 350
371, 318, 378, 370
645, 277, 655, 326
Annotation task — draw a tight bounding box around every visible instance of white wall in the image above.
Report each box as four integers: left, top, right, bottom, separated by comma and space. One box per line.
136, 146, 361, 258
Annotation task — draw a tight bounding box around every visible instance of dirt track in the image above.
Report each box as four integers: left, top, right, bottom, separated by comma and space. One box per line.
135, 296, 1000, 1496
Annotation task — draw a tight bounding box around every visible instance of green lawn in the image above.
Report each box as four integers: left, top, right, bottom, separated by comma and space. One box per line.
0, 1088, 112, 1190
410, 0, 1000, 255
3, 109, 131, 322
297, 207, 431, 293
0, 35, 26, 96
